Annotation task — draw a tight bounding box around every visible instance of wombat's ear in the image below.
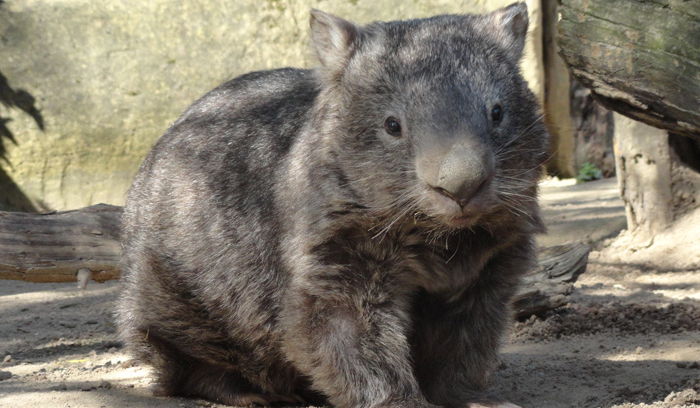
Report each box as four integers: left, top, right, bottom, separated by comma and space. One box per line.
487, 2, 529, 62
310, 10, 360, 75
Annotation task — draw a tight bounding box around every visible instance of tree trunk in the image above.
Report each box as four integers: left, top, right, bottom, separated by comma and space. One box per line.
569, 78, 615, 178
613, 114, 673, 239
543, 0, 575, 178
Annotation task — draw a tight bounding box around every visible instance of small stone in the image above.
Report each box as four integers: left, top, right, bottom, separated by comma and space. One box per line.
77, 269, 92, 290
120, 359, 138, 368
108, 347, 117, 353
50, 383, 68, 391
635, 346, 644, 354
677, 361, 688, 368
0, 371, 12, 381
3, 355, 11, 363
104, 361, 112, 367
689, 362, 700, 369
88, 350, 98, 358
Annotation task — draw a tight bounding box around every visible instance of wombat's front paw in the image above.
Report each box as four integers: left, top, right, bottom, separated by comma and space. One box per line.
467, 402, 521, 408
382, 397, 441, 408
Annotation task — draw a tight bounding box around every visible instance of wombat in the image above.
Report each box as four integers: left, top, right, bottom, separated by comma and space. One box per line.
118, 3, 548, 408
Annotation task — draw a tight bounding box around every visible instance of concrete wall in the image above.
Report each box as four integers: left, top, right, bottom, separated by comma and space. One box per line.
0, 0, 544, 211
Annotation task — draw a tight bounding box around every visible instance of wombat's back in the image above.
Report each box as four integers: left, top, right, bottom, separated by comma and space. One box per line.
118, 67, 319, 397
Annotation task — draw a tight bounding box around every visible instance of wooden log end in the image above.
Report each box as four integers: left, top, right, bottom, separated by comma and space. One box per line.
513, 242, 591, 319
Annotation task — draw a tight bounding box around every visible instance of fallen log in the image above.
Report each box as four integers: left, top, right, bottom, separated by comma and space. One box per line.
513, 242, 590, 319
557, 0, 700, 139
0, 204, 122, 283
0, 205, 590, 317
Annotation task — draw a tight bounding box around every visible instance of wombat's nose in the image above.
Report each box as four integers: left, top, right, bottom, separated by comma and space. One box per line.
433, 143, 493, 207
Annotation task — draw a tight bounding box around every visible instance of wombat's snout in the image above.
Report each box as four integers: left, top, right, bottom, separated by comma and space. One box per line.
429, 143, 495, 208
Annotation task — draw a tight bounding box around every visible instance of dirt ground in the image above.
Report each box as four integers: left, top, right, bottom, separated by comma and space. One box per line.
1, 177, 699, 408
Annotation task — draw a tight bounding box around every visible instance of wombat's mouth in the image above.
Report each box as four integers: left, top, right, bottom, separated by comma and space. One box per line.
445, 213, 482, 228
425, 182, 496, 229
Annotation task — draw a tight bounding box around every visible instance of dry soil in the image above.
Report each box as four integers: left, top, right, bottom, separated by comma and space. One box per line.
0, 177, 698, 408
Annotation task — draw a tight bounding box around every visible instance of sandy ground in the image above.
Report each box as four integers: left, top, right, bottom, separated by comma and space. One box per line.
1, 177, 699, 408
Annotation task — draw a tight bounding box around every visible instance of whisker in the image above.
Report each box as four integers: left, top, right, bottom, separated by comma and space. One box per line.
494, 113, 546, 156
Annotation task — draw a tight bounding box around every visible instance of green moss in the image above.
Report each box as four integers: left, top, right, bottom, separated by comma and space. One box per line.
576, 162, 603, 184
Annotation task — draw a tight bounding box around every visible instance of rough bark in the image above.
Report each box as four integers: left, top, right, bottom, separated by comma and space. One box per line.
513, 242, 590, 319
569, 78, 615, 178
669, 133, 700, 218
613, 114, 674, 238
557, 0, 700, 139
0, 205, 589, 317
0, 204, 122, 283
543, 0, 575, 178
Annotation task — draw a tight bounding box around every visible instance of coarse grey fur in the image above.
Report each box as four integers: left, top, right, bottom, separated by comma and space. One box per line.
117, 3, 549, 408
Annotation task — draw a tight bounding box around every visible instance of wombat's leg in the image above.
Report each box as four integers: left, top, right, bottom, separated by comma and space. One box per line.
411, 289, 508, 406
140, 328, 298, 406
412, 241, 533, 407
282, 270, 438, 408
172, 363, 304, 406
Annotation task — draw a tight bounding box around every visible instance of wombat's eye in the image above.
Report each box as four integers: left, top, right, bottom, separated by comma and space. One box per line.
384, 117, 402, 137
491, 104, 503, 124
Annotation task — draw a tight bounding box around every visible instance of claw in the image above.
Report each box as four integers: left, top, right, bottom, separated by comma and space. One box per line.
230, 394, 271, 406
271, 393, 307, 405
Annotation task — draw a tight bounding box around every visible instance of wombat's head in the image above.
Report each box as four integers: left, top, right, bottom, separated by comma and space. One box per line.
310, 3, 548, 232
